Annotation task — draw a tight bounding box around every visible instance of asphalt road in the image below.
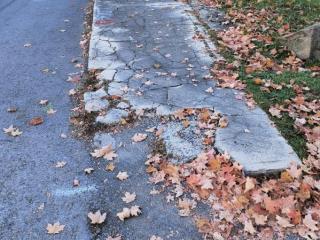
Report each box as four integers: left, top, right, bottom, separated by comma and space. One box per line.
0, 0, 95, 239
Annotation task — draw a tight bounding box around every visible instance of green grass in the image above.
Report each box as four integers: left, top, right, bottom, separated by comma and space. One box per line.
241, 71, 320, 158
213, 0, 320, 159
233, 0, 320, 31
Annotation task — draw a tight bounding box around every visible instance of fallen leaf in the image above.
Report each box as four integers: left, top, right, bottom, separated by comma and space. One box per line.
29, 117, 44, 126
303, 213, 318, 231
39, 99, 49, 105
244, 220, 256, 234
218, 116, 228, 128
84, 167, 94, 174
91, 144, 117, 160
276, 215, 294, 228
287, 163, 302, 179
3, 125, 23, 137
106, 163, 115, 172
117, 208, 131, 221
244, 177, 255, 193
88, 210, 107, 224
46, 222, 65, 234
205, 87, 214, 93
132, 133, 148, 142
122, 192, 136, 203
73, 179, 80, 187
60, 133, 67, 138
130, 205, 141, 216
47, 108, 57, 115
69, 89, 77, 96
7, 107, 17, 112
252, 213, 267, 225
150, 236, 163, 240
280, 171, 293, 182
55, 161, 67, 168
269, 106, 282, 118
253, 78, 264, 85
264, 197, 280, 214
117, 171, 128, 181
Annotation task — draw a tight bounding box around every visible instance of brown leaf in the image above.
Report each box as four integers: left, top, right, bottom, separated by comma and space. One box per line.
244, 177, 255, 193
218, 116, 228, 128
244, 220, 256, 234
117, 171, 128, 181
3, 125, 23, 137
296, 183, 311, 201
252, 213, 267, 226
132, 133, 148, 142
264, 197, 280, 214
29, 117, 44, 126
121, 192, 136, 203
88, 210, 106, 224
46, 222, 65, 234
280, 171, 293, 182
91, 144, 117, 160
303, 213, 318, 231
276, 215, 294, 228
106, 163, 115, 172
269, 106, 282, 118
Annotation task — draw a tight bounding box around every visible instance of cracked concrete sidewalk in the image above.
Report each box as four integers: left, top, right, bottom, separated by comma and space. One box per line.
88, 0, 300, 174
81, 0, 303, 239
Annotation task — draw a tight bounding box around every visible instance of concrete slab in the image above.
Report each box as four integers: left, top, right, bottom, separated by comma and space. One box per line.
88, 0, 301, 177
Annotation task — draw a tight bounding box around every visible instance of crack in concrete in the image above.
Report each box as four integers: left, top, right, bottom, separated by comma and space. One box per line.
88, 0, 301, 175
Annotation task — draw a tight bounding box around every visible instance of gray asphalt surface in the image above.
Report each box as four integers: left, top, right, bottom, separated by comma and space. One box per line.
0, 0, 94, 239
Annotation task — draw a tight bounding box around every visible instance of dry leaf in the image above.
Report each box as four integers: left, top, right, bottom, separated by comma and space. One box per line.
276, 215, 294, 228
73, 179, 80, 187
47, 108, 57, 115
244, 177, 255, 193
244, 220, 256, 234
117, 172, 128, 181
130, 205, 141, 216
3, 125, 23, 137
269, 106, 282, 118
69, 89, 77, 96
150, 236, 163, 240
303, 214, 318, 231
88, 210, 107, 224
252, 213, 267, 225
117, 208, 131, 221
132, 133, 148, 142
29, 117, 44, 126
84, 167, 94, 174
106, 163, 115, 172
91, 144, 117, 160
205, 87, 214, 93
39, 99, 48, 105
218, 117, 228, 128
287, 163, 302, 179
55, 161, 67, 168
46, 222, 65, 234
122, 192, 136, 203
7, 106, 17, 112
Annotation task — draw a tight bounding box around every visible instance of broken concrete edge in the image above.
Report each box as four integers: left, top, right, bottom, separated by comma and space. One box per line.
87, 0, 302, 175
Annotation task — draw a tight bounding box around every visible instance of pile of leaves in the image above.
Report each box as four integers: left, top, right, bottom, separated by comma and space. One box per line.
203, 0, 320, 170
146, 151, 320, 239
144, 108, 320, 239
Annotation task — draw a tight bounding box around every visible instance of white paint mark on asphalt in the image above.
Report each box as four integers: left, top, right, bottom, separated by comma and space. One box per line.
52, 185, 97, 197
